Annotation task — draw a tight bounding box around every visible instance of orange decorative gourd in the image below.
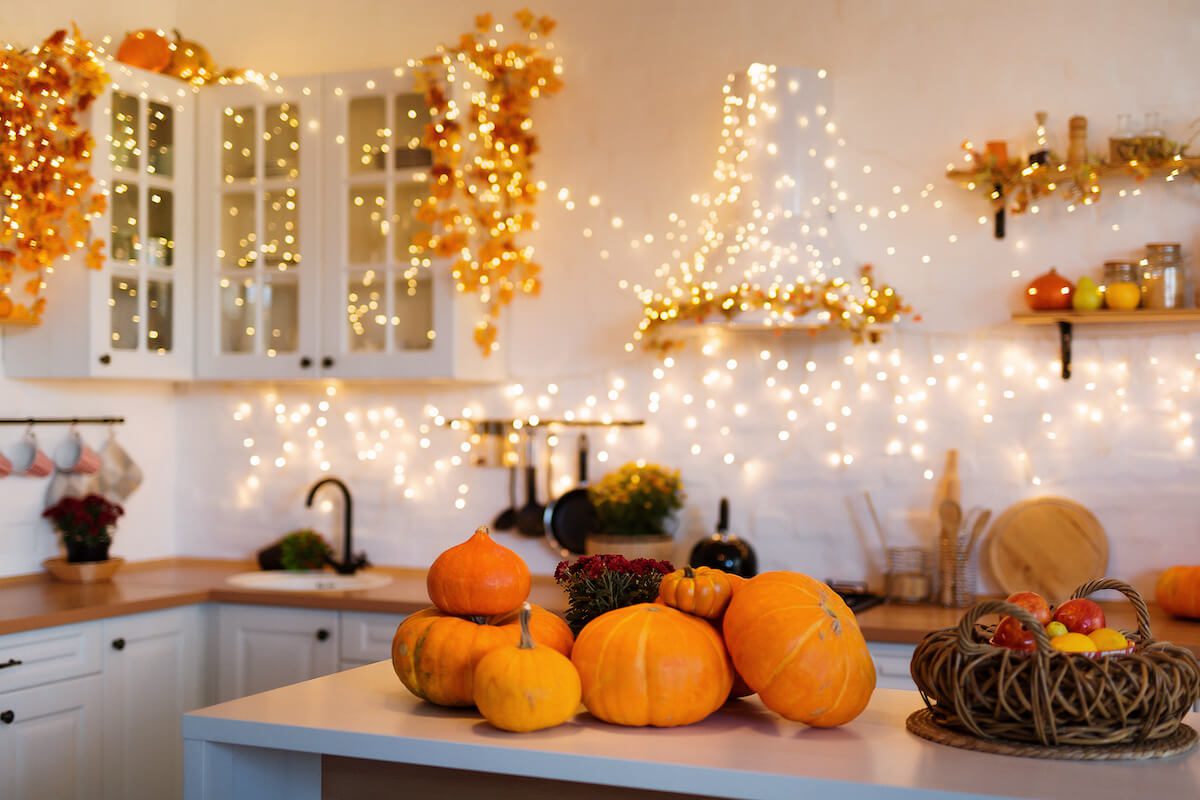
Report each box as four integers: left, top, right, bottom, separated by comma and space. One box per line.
1156, 566, 1200, 620
427, 526, 531, 616
658, 566, 737, 619
1025, 268, 1074, 311
473, 603, 582, 731
115, 29, 172, 72
391, 604, 572, 707
723, 572, 875, 727
164, 29, 216, 84
571, 603, 732, 727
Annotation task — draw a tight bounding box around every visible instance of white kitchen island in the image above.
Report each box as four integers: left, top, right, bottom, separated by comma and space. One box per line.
183, 661, 1200, 800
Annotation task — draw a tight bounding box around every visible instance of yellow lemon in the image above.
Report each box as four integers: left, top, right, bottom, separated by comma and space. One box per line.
1088, 627, 1129, 652
1050, 632, 1096, 653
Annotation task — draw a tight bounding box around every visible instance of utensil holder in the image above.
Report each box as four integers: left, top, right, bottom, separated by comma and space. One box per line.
885, 547, 931, 604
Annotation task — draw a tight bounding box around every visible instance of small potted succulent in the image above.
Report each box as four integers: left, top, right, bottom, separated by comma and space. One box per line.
585, 461, 684, 561
42, 494, 125, 582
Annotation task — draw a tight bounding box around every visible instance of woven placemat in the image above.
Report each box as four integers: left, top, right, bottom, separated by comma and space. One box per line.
907, 708, 1198, 761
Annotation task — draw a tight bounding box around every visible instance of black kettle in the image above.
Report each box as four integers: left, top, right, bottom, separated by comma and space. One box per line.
689, 498, 757, 577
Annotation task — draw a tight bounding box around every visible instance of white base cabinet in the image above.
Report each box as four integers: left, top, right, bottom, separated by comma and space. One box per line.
0, 674, 103, 800
216, 605, 340, 702
867, 642, 918, 692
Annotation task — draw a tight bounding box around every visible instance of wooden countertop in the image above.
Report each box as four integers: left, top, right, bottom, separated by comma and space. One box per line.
3, 560, 1199, 657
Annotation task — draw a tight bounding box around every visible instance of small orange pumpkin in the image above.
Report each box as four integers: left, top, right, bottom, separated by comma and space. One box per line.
723, 572, 875, 727
115, 29, 172, 72
1025, 268, 1074, 311
164, 29, 216, 84
427, 526, 531, 616
1157, 566, 1200, 620
657, 566, 737, 619
571, 603, 732, 727
391, 604, 572, 707
473, 603, 581, 732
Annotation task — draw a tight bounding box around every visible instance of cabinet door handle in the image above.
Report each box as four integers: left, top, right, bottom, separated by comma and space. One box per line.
315, 628, 330, 642
321, 356, 335, 369
0, 710, 13, 724
111, 638, 126, 651
0, 658, 21, 670
98, 354, 112, 366
300, 356, 313, 368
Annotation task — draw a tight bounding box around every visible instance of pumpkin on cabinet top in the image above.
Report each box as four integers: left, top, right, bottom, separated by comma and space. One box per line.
115, 29, 172, 72
1156, 566, 1200, 620
427, 526, 531, 616
392, 604, 573, 707
723, 572, 876, 727
571, 603, 732, 727
1025, 268, 1074, 311
473, 603, 582, 732
657, 566, 739, 619
164, 29, 216, 83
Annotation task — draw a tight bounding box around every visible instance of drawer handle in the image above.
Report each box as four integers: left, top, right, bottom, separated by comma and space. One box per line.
0, 658, 21, 670
315, 628, 330, 642
111, 638, 126, 651
0, 710, 13, 725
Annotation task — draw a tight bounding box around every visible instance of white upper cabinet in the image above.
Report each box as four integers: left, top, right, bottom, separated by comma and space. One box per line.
195, 77, 322, 379
3, 64, 195, 379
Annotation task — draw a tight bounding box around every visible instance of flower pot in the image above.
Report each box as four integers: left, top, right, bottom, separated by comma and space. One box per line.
44, 556, 124, 584
584, 533, 676, 563
65, 539, 111, 564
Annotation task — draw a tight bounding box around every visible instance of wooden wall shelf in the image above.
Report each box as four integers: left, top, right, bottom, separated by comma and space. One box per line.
1011, 309, 1200, 380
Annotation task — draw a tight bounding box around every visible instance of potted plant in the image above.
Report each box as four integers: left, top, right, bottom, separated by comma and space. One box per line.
554, 555, 674, 633
585, 461, 684, 561
42, 494, 125, 582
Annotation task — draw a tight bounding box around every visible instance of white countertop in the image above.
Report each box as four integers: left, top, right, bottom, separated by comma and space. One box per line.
183, 661, 1200, 800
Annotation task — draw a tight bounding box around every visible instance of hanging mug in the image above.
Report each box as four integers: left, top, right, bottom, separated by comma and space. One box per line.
0, 452, 12, 479
54, 429, 101, 475
8, 431, 53, 478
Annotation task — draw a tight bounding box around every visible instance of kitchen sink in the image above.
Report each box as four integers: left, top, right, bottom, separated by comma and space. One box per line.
225, 570, 393, 592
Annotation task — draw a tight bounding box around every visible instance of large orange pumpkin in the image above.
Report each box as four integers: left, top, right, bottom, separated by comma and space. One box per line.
391, 604, 572, 707
1157, 566, 1200, 620
115, 29, 172, 72
427, 526, 531, 616
658, 566, 737, 619
571, 603, 732, 727
723, 572, 875, 727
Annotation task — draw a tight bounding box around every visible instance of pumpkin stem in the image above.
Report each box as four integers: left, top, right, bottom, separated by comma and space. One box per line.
518, 602, 534, 649
683, 566, 695, 578
475, 525, 491, 538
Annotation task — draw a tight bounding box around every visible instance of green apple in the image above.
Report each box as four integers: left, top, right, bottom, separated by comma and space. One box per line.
1045, 620, 1068, 638
1072, 277, 1102, 311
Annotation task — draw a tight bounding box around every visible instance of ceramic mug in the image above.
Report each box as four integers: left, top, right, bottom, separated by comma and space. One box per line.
0, 452, 12, 479
54, 431, 101, 475
8, 432, 53, 478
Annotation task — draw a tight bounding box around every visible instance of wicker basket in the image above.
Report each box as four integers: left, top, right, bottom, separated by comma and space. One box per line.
910, 578, 1200, 748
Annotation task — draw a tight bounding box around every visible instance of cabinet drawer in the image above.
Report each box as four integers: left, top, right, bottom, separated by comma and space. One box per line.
0, 623, 102, 694
339, 612, 406, 663
868, 642, 917, 692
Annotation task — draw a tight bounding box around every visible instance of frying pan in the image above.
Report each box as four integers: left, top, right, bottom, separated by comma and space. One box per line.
515, 429, 546, 537
491, 462, 518, 531
544, 433, 598, 556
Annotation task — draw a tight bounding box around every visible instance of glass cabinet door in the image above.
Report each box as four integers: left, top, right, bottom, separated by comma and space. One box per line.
323, 71, 449, 377
95, 69, 194, 376
196, 79, 320, 378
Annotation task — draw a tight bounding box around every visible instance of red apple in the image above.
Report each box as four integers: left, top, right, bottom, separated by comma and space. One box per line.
989, 615, 1036, 651
1005, 591, 1051, 626
1052, 598, 1106, 635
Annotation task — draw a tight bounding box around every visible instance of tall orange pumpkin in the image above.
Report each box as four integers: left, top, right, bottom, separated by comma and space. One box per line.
723, 572, 875, 727
427, 526, 531, 616
391, 604, 572, 707
1157, 566, 1200, 619
115, 29, 172, 72
571, 604, 732, 727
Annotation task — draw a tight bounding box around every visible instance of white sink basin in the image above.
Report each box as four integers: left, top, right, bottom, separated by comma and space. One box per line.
225, 570, 393, 592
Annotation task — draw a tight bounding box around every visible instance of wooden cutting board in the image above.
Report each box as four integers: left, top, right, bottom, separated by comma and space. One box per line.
986, 496, 1109, 601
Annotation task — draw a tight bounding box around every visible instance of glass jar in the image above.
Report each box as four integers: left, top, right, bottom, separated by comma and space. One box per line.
1141, 243, 1185, 309
1102, 261, 1140, 310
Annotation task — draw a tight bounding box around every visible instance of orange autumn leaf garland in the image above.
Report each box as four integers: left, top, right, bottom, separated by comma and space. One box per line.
0, 26, 109, 325
411, 10, 563, 355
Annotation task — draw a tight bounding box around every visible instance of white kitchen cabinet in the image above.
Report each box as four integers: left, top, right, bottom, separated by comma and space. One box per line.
0, 674, 104, 800
338, 610, 405, 670
867, 641, 917, 692
195, 77, 323, 380
102, 607, 205, 800
3, 63, 196, 379
216, 605, 339, 701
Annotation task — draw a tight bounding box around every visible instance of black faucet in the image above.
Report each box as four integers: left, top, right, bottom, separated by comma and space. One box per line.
305, 477, 369, 575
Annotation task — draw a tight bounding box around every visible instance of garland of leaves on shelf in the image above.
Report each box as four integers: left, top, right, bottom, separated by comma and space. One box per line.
411, 10, 563, 356
0, 27, 108, 325
639, 266, 912, 354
